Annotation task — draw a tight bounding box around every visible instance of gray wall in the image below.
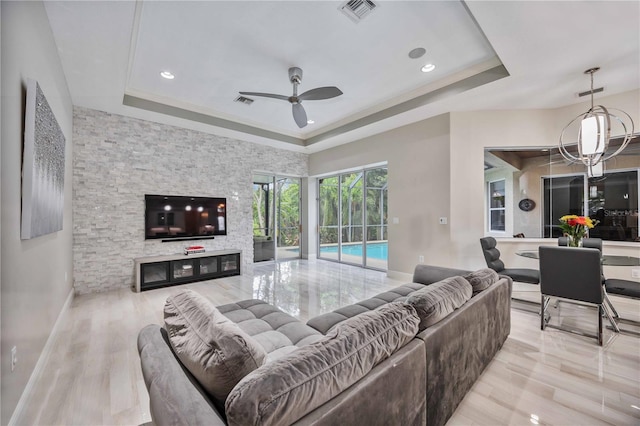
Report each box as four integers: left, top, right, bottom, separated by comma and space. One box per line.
72, 107, 308, 294
309, 114, 452, 277
1, 2, 74, 424
449, 90, 640, 273
310, 90, 639, 279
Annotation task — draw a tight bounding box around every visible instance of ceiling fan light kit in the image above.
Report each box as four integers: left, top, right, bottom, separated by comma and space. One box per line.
559, 67, 635, 178
239, 67, 343, 128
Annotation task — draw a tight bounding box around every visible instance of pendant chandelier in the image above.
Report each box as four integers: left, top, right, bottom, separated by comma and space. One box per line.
559, 67, 635, 177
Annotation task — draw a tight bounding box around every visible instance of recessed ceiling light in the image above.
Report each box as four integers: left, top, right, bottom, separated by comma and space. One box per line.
307, 119, 315, 124
421, 64, 436, 73
408, 47, 426, 59
160, 71, 175, 80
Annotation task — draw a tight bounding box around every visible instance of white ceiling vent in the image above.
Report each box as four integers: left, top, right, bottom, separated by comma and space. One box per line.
234, 96, 254, 105
339, 0, 378, 23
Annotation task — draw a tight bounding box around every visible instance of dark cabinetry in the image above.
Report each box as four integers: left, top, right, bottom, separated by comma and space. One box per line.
135, 250, 241, 292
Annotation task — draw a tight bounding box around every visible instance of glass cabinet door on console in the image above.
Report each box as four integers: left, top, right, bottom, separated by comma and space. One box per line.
198, 256, 219, 277
220, 254, 239, 273
172, 259, 195, 280
141, 262, 169, 285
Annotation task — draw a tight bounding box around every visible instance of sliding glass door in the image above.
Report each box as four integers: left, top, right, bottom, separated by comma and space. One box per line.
340, 172, 364, 265
318, 167, 387, 270
318, 176, 340, 261
365, 169, 388, 269
543, 174, 586, 238
543, 169, 639, 241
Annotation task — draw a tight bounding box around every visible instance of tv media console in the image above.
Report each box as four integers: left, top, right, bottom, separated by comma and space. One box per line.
134, 249, 241, 292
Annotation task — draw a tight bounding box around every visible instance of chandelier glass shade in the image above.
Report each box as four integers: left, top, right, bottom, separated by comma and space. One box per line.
559, 67, 635, 178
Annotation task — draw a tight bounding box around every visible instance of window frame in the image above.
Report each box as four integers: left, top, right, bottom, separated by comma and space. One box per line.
541, 168, 639, 241
488, 178, 506, 232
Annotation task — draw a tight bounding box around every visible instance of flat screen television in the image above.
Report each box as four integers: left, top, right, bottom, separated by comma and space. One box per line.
145, 194, 227, 240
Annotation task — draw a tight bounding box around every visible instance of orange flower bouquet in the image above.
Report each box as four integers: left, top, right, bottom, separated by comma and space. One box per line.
558, 215, 598, 247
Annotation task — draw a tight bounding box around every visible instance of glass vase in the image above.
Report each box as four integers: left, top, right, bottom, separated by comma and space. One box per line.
568, 235, 583, 247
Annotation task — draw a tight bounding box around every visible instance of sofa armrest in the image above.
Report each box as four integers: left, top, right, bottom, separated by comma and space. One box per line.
415, 277, 512, 426
138, 324, 226, 426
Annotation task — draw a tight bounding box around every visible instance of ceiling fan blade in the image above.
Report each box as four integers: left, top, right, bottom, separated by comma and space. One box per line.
298, 86, 343, 101
239, 92, 289, 101
292, 103, 307, 128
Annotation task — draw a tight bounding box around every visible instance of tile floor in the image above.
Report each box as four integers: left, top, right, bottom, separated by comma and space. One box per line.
15, 260, 640, 425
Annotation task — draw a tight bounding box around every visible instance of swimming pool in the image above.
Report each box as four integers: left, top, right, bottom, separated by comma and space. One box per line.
320, 241, 388, 260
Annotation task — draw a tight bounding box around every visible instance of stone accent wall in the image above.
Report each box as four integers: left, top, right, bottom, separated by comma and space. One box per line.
72, 107, 308, 294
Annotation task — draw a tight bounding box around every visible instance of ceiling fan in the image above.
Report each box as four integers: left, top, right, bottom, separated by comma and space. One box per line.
239, 67, 343, 128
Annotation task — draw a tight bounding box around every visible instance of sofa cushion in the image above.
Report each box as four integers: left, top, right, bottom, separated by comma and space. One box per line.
164, 290, 267, 406
405, 276, 472, 331
464, 268, 499, 295
225, 301, 420, 426
307, 282, 424, 334
217, 299, 323, 362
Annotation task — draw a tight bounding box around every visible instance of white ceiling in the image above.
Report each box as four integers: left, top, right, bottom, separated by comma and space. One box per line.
44, 1, 640, 153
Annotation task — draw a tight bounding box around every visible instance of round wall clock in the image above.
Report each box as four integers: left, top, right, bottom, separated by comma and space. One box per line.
518, 198, 536, 212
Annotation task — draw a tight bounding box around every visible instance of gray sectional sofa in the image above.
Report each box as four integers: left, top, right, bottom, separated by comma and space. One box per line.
138, 264, 512, 426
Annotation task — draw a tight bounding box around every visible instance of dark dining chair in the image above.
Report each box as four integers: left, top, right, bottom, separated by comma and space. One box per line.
604, 278, 640, 333
559, 237, 636, 330
479, 237, 540, 284
539, 246, 618, 346
557, 237, 602, 251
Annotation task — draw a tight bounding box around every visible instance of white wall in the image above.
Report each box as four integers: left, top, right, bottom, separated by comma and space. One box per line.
1, 2, 74, 424
449, 109, 556, 270
310, 114, 452, 277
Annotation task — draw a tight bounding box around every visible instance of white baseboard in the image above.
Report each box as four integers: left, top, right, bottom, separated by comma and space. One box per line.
387, 270, 413, 282
8, 288, 74, 426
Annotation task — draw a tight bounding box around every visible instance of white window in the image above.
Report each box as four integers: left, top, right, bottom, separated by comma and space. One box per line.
488, 179, 506, 232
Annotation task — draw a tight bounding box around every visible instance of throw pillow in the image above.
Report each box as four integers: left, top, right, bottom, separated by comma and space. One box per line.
224, 301, 419, 426
164, 289, 267, 406
464, 268, 499, 295
405, 276, 472, 331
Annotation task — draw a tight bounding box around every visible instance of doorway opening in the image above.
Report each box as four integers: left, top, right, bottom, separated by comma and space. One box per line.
252, 174, 301, 262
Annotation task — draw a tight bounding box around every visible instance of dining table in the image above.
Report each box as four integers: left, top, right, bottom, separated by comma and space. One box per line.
516, 250, 640, 266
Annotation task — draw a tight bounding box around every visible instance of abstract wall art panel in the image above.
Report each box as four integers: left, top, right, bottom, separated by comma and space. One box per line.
21, 79, 66, 239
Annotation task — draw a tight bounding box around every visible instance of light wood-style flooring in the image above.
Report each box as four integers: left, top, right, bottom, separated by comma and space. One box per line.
16, 260, 640, 425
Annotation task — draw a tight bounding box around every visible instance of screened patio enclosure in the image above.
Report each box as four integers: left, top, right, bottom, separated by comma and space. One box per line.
252, 174, 301, 262
318, 167, 388, 270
